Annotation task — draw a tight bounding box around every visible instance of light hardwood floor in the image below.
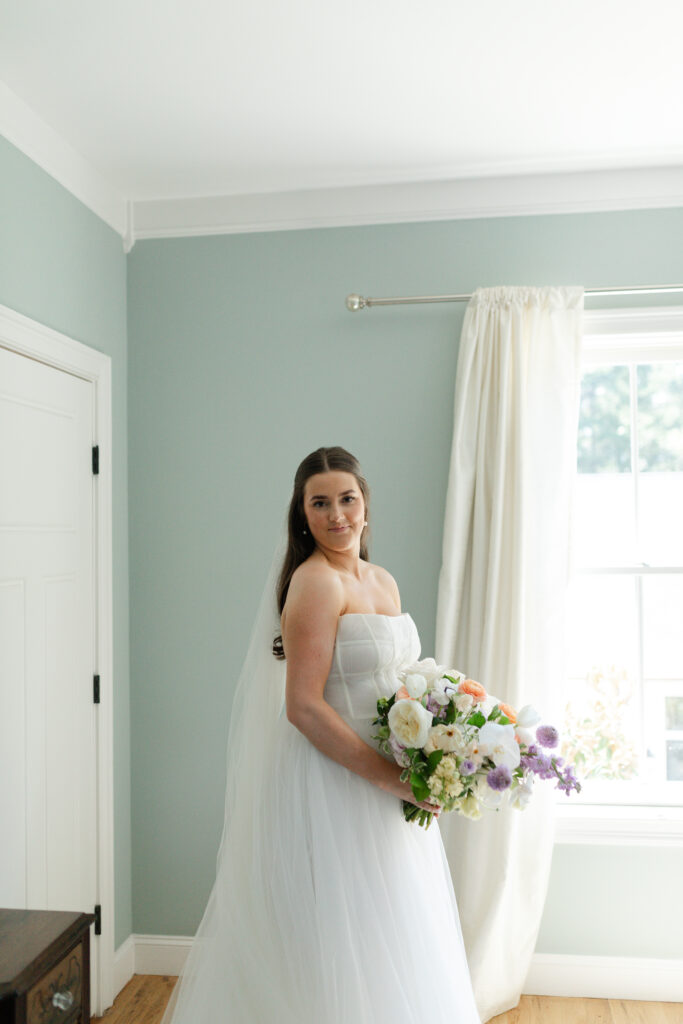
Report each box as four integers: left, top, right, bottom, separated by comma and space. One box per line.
92, 976, 683, 1024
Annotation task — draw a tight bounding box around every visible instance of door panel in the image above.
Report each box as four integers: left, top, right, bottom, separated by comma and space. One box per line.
0, 345, 96, 920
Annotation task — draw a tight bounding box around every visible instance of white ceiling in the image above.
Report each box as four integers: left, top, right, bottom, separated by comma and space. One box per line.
2, 0, 683, 205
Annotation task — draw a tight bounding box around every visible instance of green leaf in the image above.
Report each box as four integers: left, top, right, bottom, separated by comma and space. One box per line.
427, 749, 444, 770
469, 710, 486, 728
410, 771, 430, 802
444, 701, 457, 724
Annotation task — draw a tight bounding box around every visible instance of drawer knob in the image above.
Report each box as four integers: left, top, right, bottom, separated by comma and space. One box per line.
52, 989, 75, 1011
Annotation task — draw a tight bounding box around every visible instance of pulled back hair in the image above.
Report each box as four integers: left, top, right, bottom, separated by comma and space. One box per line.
272, 446, 370, 659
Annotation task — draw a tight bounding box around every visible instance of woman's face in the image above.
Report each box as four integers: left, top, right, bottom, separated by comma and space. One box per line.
302, 470, 366, 554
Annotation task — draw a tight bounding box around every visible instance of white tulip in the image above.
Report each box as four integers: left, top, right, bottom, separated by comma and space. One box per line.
404, 672, 428, 699
516, 704, 541, 728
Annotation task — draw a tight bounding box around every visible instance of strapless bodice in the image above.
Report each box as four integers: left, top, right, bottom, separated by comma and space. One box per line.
323, 612, 421, 743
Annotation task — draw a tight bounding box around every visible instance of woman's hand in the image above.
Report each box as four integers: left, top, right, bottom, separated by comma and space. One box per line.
383, 766, 442, 817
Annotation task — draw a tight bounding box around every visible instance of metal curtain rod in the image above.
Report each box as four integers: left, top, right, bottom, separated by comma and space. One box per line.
345, 284, 683, 311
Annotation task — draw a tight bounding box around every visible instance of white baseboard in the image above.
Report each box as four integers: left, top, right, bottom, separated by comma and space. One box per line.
116, 937, 683, 1005
524, 953, 683, 1002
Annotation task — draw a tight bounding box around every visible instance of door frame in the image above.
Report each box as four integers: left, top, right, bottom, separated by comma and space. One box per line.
0, 302, 115, 1014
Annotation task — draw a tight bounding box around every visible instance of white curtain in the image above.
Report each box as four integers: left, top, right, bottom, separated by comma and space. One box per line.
436, 285, 584, 1022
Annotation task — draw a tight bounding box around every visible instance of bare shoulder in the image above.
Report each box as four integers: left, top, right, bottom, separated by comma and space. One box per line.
282, 557, 344, 628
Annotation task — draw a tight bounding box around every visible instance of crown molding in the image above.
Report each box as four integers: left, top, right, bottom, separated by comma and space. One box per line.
0, 80, 128, 238
131, 165, 683, 245
2, 81, 682, 248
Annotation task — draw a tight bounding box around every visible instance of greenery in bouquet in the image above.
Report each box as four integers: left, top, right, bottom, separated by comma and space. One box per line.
372, 658, 581, 828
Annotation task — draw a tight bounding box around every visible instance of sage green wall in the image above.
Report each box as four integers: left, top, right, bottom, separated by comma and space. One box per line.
128, 208, 683, 958
0, 136, 132, 950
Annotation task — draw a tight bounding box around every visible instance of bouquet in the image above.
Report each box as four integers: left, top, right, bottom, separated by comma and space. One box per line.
372, 658, 581, 828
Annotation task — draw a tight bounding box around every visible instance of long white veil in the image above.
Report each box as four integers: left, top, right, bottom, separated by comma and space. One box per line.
160, 516, 289, 1024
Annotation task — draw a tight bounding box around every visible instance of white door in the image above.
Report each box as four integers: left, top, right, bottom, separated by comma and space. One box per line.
0, 344, 98, 1001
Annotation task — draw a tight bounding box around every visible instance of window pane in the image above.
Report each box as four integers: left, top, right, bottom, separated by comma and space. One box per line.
561, 669, 640, 782
565, 574, 639, 678
562, 575, 641, 784
665, 696, 683, 730
577, 365, 631, 473
572, 474, 638, 566
642, 575, 683, 679
638, 472, 683, 566
637, 362, 683, 472
666, 741, 683, 781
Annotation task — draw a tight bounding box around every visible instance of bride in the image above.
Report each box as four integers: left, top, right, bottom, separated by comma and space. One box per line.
161, 446, 481, 1024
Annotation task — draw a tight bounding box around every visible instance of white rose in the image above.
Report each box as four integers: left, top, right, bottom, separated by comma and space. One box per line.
476, 721, 521, 770
514, 726, 536, 747
404, 672, 428, 699
388, 699, 433, 750
516, 704, 541, 728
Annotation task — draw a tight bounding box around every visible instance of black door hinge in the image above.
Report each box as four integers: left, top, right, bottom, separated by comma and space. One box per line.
94, 904, 101, 936
92, 446, 99, 475
93, 675, 100, 704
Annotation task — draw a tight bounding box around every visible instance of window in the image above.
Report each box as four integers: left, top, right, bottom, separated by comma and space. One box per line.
559, 308, 683, 820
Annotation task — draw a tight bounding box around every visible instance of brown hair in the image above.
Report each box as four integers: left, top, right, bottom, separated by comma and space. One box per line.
272, 446, 370, 659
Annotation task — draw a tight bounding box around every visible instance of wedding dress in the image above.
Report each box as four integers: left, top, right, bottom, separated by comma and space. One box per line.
161, 605, 481, 1023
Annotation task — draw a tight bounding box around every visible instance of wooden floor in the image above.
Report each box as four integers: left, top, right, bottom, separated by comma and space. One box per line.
92, 975, 683, 1024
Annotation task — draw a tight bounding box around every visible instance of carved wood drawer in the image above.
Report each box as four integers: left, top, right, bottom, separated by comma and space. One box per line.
0, 908, 94, 1024
27, 943, 82, 1024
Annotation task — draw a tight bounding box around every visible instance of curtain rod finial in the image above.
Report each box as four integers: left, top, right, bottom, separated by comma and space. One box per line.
346, 293, 366, 312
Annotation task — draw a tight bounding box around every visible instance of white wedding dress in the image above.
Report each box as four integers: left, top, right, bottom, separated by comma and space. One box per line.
162, 611, 481, 1023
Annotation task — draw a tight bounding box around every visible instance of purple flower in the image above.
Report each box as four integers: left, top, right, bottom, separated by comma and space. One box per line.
536, 725, 559, 749
460, 759, 476, 775
520, 751, 554, 779
487, 765, 512, 791
388, 734, 411, 767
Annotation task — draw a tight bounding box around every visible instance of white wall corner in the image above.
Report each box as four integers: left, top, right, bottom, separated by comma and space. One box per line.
113, 935, 135, 1000
0, 80, 127, 238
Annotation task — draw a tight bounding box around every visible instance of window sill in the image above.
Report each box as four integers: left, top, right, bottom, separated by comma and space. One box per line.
554, 803, 683, 847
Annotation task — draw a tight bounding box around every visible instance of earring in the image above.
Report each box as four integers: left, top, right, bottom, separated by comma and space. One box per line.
302, 528, 308, 535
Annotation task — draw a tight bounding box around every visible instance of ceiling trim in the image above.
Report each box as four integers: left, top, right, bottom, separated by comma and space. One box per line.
0, 80, 128, 238
2, 80, 682, 248
131, 165, 683, 245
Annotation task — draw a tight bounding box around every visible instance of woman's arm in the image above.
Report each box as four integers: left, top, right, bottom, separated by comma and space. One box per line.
283, 565, 437, 813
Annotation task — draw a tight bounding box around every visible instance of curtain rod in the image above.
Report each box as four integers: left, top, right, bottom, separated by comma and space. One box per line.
345, 284, 683, 312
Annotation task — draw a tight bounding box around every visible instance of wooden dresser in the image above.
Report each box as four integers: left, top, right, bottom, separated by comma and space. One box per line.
0, 910, 95, 1024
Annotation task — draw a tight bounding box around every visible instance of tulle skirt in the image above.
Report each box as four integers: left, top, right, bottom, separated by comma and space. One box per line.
161, 712, 481, 1024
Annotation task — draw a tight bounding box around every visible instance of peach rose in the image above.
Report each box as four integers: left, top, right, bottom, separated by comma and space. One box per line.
498, 702, 517, 723
458, 678, 487, 702
396, 685, 412, 701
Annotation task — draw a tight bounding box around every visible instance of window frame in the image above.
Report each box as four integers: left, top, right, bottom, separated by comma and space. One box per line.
556, 304, 683, 846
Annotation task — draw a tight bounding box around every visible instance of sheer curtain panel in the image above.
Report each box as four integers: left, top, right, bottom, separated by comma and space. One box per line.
436, 285, 584, 1022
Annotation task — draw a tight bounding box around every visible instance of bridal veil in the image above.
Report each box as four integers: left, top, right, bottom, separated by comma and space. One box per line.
159, 516, 289, 1024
